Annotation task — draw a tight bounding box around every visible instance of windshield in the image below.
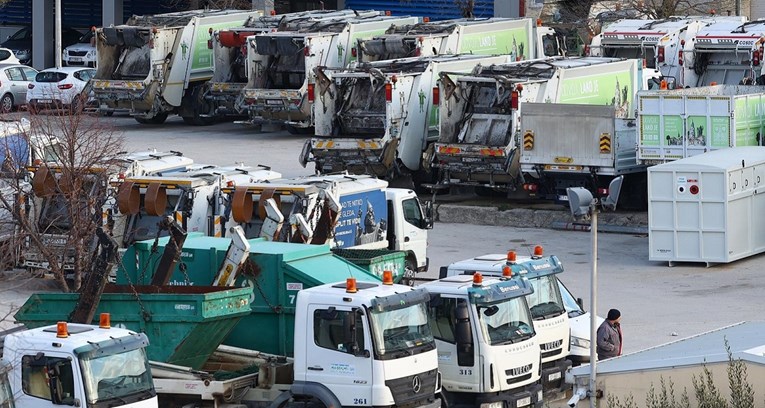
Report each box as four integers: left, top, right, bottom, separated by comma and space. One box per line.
9, 27, 30, 41
527, 275, 566, 320
0, 371, 12, 408
80, 347, 155, 406
475, 297, 535, 345
369, 302, 434, 357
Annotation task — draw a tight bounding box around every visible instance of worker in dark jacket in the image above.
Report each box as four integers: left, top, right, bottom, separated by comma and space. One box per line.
597, 308, 622, 360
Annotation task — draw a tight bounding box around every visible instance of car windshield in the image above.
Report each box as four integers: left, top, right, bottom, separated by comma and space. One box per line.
35, 71, 67, 83
79, 347, 154, 405
527, 275, 566, 320
8, 27, 30, 41
369, 301, 433, 357
475, 297, 535, 346
558, 279, 585, 317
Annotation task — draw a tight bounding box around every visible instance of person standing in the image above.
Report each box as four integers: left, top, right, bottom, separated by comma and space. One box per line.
597, 308, 622, 361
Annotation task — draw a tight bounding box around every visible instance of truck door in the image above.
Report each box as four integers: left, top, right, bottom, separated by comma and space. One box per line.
389, 194, 429, 269
305, 304, 373, 405
12, 352, 83, 408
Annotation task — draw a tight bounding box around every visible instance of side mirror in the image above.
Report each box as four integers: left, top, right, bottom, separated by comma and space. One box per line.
566, 187, 593, 220
576, 297, 585, 311
438, 266, 448, 279
344, 309, 369, 358
600, 176, 623, 211
422, 200, 434, 229
453, 300, 474, 367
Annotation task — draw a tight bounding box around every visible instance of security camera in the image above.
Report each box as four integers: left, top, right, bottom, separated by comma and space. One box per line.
568, 387, 588, 407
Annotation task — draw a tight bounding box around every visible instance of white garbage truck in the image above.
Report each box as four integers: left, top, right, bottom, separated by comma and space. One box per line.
0, 320, 158, 407
206, 9, 361, 118
441, 248, 573, 395
220, 173, 433, 274
421, 272, 545, 408
684, 18, 765, 86
92, 9, 263, 125
303, 54, 509, 183
431, 57, 661, 194
239, 12, 419, 133
357, 17, 563, 62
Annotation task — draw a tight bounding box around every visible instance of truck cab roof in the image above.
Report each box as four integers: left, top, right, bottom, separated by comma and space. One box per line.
3, 324, 146, 355
694, 19, 765, 47
420, 274, 534, 299
445, 253, 564, 279
126, 8, 260, 28
300, 279, 429, 307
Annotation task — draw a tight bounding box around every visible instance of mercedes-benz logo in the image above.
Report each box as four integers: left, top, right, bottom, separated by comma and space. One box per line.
412, 375, 422, 393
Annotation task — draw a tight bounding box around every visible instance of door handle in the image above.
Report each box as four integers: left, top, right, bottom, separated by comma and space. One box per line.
404, 236, 410, 242
307, 366, 324, 371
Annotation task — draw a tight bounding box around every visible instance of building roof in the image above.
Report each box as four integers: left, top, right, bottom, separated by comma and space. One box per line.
570, 321, 765, 377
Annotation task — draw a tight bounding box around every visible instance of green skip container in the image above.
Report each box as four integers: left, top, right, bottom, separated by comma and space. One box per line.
14, 285, 251, 369
331, 248, 406, 282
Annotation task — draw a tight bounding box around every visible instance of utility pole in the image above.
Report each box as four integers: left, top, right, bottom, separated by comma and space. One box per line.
55, 0, 62, 68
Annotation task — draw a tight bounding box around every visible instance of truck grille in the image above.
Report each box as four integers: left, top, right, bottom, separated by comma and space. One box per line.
385, 368, 438, 408
505, 363, 533, 385
542, 348, 563, 359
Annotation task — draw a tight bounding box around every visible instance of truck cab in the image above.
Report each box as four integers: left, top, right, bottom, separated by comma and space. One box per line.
420, 273, 544, 408
442, 249, 572, 394
0, 359, 12, 407
292, 277, 441, 408
2, 320, 157, 408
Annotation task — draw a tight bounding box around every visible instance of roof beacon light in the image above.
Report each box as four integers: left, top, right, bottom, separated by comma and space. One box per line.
346, 277, 358, 293
382, 270, 394, 285
502, 265, 512, 279
56, 322, 69, 338
472, 272, 483, 287
99, 313, 111, 329
507, 250, 517, 263
533, 245, 544, 257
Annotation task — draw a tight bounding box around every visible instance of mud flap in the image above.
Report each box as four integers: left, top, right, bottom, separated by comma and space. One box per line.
380, 138, 399, 171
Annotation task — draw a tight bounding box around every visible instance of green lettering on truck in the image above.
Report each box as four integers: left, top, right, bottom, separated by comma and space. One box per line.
462, 27, 529, 59
710, 116, 731, 148
662, 115, 683, 146
640, 115, 661, 146
192, 21, 243, 71
559, 71, 634, 118
734, 96, 765, 147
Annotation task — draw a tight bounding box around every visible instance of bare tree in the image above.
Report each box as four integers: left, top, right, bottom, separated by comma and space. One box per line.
0, 100, 124, 293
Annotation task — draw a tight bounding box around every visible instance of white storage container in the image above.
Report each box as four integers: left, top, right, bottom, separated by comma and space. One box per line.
648, 146, 765, 265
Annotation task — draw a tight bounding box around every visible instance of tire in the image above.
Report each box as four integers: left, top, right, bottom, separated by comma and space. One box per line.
134, 112, 169, 125
181, 85, 216, 126
0, 93, 13, 113
402, 257, 417, 286
286, 125, 314, 135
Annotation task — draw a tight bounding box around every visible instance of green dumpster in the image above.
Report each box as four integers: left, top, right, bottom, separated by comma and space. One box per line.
331, 248, 406, 282
14, 285, 251, 369
117, 235, 383, 357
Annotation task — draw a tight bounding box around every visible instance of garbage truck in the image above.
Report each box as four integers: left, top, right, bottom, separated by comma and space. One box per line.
92, 9, 263, 125
421, 272, 545, 408
431, 57, 661, 193
206, 9, 361, 118
588, 16, 744, 87
112, 163, 281, 247
0, 321, 158, 407
219, 173, 433, 274
239, 12, 419, 133
357, 17, 563, 62
637, 84, 765, 165
441, 248, 573, 395
303, 54, 509, 182
684, 18, 765, 87
518, 103, 648, 207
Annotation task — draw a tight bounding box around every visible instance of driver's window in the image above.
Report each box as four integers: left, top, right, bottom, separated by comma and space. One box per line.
429, 297, 457, 344
313, 309, 365, 354
21, 355, 75, 401
402, 198, 423, 227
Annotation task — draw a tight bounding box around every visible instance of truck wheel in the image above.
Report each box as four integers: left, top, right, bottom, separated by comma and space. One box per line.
135, 112, 169, 125
402, 257, 417, 286
181, 85, 216, 126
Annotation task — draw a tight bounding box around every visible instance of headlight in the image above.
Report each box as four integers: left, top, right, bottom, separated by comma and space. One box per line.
571, 337, 590, 349
479, 402, 503, 408
87, 50, 95, 57
17, 49, 30, 57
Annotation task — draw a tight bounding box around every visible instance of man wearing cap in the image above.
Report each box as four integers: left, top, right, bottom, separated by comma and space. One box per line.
596, 308, 622, 360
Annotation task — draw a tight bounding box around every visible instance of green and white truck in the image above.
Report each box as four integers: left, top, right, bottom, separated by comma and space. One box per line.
303, 54, 509, 182
637, 84, 765, 165
357, 17, 563, 62
239, 13, 418, 133
431, 57, 661, 194
92, 9, 263, 125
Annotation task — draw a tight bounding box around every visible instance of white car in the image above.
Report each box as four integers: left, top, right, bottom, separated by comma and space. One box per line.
559, 279, 605, 366
63, 31, 96, 68
0, 48, 20, 65
27, 67, 96, 113
0, 64, 37, 113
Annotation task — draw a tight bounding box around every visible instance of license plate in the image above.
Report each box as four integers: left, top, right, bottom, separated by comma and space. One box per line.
38, 99, 52, 103
558, 195, 569, 202
517, 396, 532, 407
266, 99, 282, 105
461, 157, 482, 163
69, 57, 82, 62
43, 237, 67, 246
548, 372, 561, 381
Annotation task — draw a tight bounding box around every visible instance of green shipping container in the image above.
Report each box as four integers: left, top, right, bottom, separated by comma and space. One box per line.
117, 235, 382, 356
14, 285, 251, 369
331, 248, 406, 282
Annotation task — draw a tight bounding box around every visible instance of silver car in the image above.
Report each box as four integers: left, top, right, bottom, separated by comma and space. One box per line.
0, 63, 37, 113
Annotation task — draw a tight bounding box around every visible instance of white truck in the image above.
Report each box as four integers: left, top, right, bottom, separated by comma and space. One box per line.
151, 278, 442, 408
588, 16, 744, 87
432, 57, 661, 194
519, 103, 647, 207
683, 18, 765, 87
220, 173, 433, 273
303, 54, 509, 183
113, 164, 281, 247
357, 17, 563, 62
421, 273, 544, 408
206, 9, 361, 118
92, 9, 263, 125
0, 320, 158, 408
441, 249, 573, 395
239, 13, 419, 133
636, 84, 765, 165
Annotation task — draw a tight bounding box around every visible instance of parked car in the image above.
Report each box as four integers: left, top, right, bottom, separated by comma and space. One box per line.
27, 67, 96, 113
1, 26, 84, 65
0, 48, 20, 65
63, 31, 96, 67
0, 64, 37, 112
